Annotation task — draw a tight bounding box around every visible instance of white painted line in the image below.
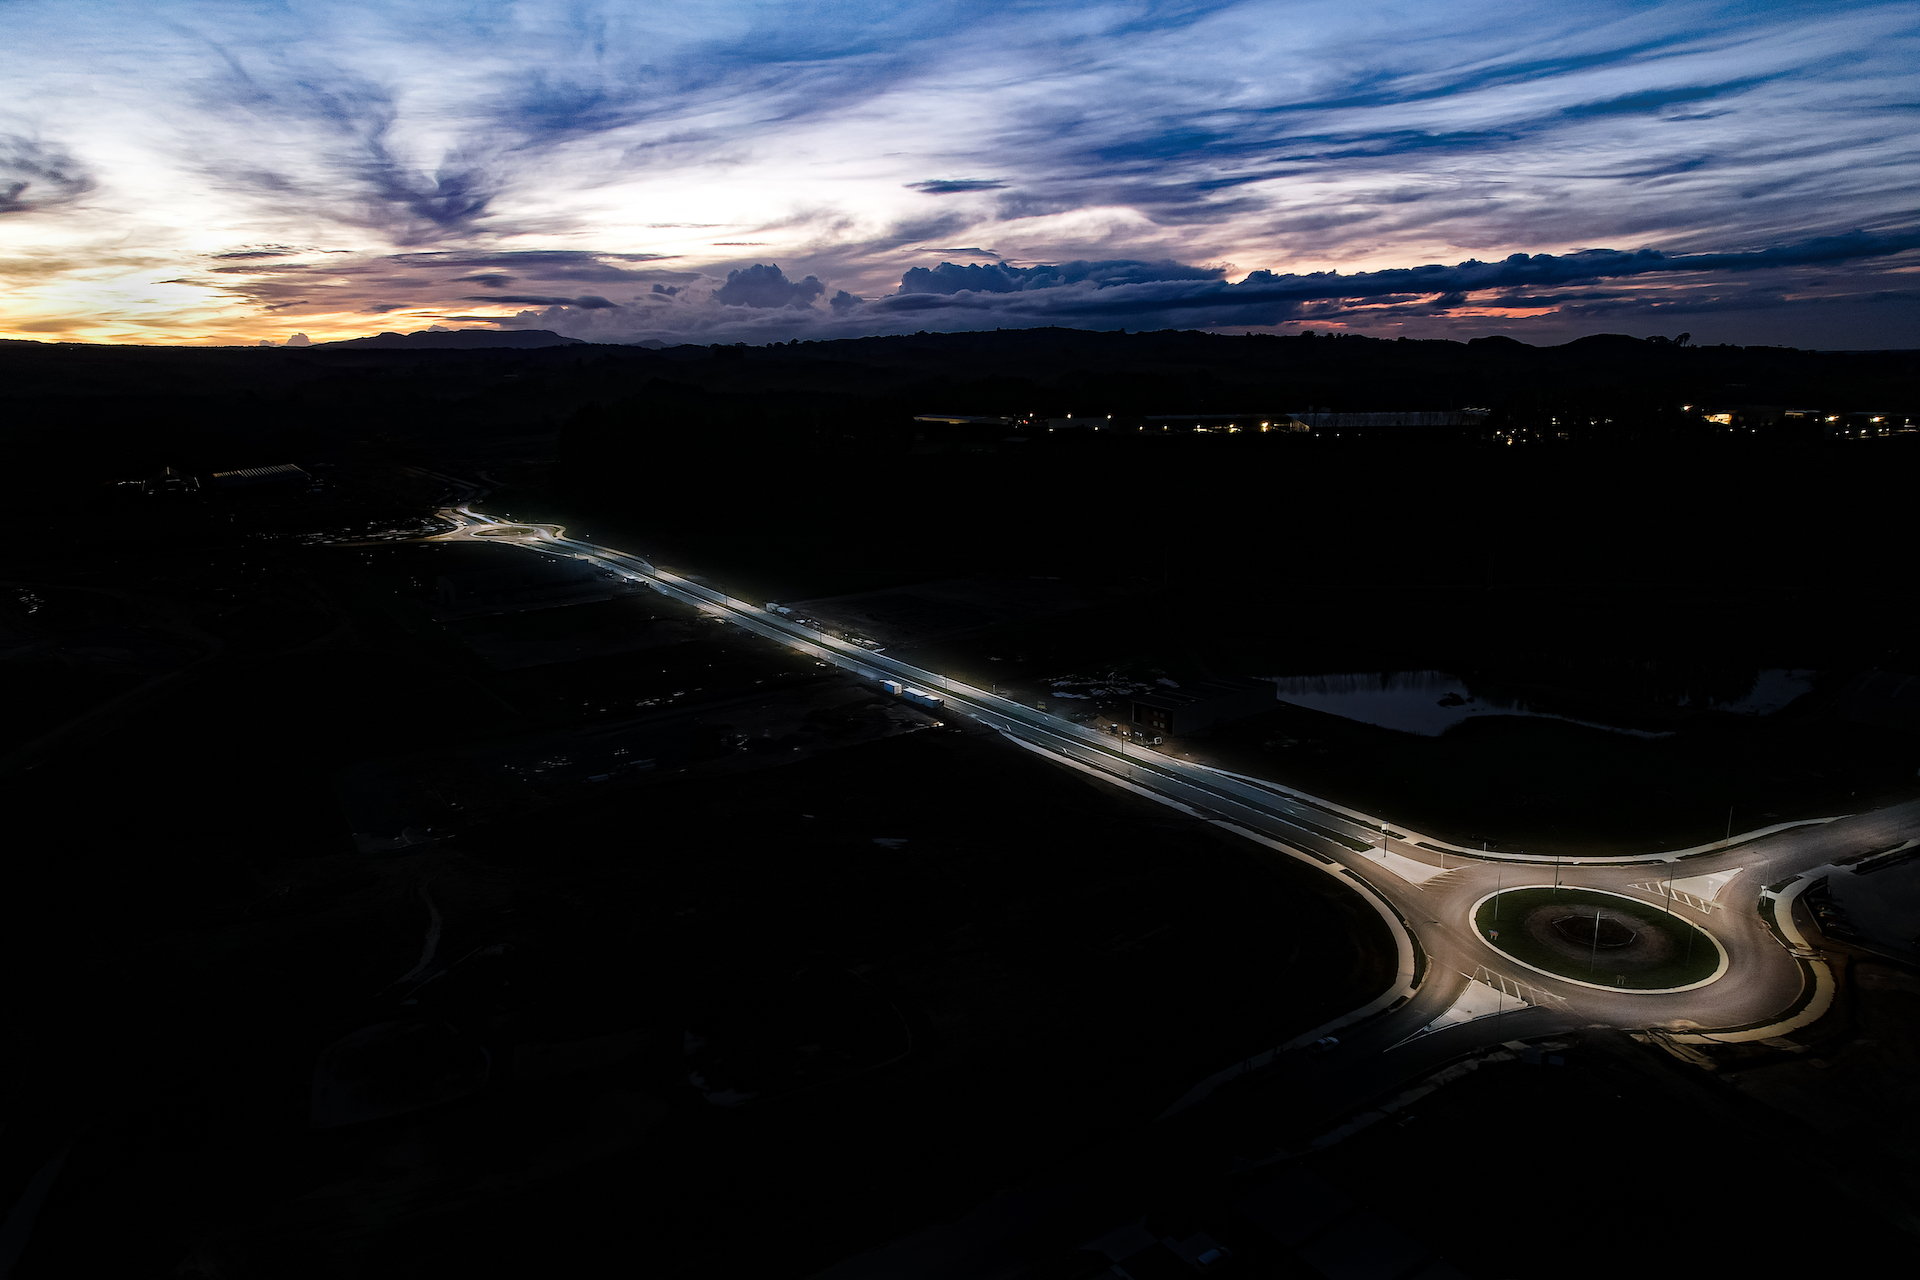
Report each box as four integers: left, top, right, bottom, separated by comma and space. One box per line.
1359, 846, 1453, 885
1666, 870, 1835, 1044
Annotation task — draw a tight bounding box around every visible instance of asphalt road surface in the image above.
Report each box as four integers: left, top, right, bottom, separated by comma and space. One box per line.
424, 497, 1920, 1121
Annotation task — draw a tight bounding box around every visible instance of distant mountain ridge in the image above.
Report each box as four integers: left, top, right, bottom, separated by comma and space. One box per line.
315, 329, 587, 350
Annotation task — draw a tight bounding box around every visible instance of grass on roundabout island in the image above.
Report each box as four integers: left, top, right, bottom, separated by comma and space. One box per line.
1476, 887, 1721, 990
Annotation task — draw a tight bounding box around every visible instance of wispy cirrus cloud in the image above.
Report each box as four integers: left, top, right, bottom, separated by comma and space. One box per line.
0, 135, 95, 214
0, 1, 1914, 345
906, 179, 1009, 194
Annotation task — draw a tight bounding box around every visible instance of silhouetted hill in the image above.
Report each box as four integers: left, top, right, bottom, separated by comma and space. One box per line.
1, 326, 1913, 501
313, 328, 586, 349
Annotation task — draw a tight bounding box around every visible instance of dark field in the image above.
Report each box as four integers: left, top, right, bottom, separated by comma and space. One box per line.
0, 481, 1395, 1277
6, 724, 1392, 1277
1288, 1028, 1918, 1277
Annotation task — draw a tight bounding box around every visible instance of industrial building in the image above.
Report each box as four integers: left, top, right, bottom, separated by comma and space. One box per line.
1130, 676, 1275, 737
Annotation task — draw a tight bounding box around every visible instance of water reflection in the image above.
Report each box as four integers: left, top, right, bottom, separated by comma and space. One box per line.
1712, 669, 1815, 715
1263, 672, 1670, 739
1265, 672, 1523, 736
1264, 668, 1814, 738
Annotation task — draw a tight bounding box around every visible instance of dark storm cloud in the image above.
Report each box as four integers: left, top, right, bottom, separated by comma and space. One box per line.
177, 247, 702, 323
183, 55, 504, 244
0, 136, 94, 214
481, 3, 1035, 152
461, 293, 620, 309
911, 8, 1915, 246
208, 262, 312, 274
1561, 77, 1778, 118
388, 251, 677, 283
898, 259, 1225, 295
906, 179, 1008, 194
875, 228, 1920, 324
711, 263, 826, 308
164, 0, 1071, 258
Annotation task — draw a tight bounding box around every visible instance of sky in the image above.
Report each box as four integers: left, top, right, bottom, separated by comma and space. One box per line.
2, 0, 1917, 348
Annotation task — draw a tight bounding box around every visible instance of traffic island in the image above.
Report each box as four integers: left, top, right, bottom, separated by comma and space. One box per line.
1474, 887, 1726, 991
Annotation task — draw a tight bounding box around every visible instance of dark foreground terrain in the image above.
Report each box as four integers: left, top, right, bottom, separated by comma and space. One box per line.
0, 458, 1391, 1276
3, 327, 1918, 1276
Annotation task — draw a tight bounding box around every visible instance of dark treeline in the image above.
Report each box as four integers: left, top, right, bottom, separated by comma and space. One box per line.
9, 325, 1918, 611
6, 326, 1916, 483
540, 336, 1913, 596
560, 387, 1915, 592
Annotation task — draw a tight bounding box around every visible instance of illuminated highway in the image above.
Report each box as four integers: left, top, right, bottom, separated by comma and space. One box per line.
426, 497, 1920, 1114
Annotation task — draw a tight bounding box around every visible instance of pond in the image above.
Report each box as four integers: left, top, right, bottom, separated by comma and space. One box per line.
1262, 671, 1669, 738
1711, 668, 1816, 715
1262, 668, 1816, 738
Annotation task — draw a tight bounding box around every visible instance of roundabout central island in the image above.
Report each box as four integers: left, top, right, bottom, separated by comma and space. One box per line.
1474, 886, 1728, 992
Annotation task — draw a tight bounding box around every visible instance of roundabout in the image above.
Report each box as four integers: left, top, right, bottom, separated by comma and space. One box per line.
1473, 886, 1728, 992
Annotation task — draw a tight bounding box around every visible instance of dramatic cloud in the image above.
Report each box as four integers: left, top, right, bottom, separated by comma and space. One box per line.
0, 1, 1915, 345
0, 136, 94, 214
711, 263, 826, 309
882, 231, 1920, 322
906, 179, 1009, 194
899, 259, 1226, 295
462, 293, 619, 308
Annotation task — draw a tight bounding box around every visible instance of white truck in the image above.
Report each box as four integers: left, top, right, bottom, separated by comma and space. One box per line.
881, 679, 944, 710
